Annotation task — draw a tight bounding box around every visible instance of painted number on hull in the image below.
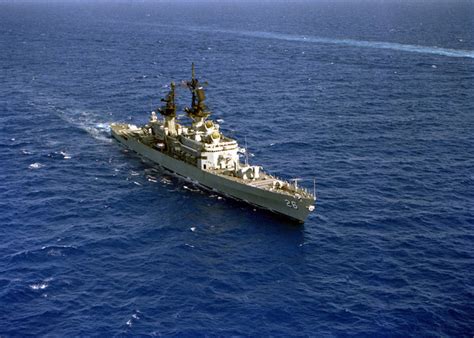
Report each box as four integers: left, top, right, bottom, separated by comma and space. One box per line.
285, 199, 298, 209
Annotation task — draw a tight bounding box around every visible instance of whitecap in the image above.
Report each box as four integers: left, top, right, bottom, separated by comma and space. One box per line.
126, 310, 141, 328
47, 249, 64, 256
183, 185, 200, 192
60, 151, 71, 159
30, 282, 48, 290
28, 162, 44, 169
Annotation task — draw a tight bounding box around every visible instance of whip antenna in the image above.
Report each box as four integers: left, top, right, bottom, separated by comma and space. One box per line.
313, 178, 316, 200
244, 136, 249, 166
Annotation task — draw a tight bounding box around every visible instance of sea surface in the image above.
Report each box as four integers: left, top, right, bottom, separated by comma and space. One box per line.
1, 0, 473, 336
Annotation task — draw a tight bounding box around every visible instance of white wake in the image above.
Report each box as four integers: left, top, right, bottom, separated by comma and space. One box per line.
188, 26, 474, 59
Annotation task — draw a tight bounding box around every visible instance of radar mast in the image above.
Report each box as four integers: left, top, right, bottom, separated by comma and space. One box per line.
157, 82, 178, 135
157, 82, 177, 117
185, 63, 211, 123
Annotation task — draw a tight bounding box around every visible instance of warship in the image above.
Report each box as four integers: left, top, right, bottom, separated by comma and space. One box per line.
111, 65, 316, 223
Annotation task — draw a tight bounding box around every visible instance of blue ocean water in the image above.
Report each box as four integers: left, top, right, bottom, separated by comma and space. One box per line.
1, 0, 473, 335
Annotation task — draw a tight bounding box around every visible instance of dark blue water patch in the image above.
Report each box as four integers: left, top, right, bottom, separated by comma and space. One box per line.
1, 1, 473, 336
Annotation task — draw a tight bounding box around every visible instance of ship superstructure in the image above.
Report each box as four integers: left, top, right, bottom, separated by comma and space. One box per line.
111, 65, 315, 223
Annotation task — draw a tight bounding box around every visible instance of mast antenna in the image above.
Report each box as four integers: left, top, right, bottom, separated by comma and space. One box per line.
313, 178, 316, 199
244, 136, 249, 166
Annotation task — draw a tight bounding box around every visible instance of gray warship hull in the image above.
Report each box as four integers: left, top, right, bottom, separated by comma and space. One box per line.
111, 124, 314, 223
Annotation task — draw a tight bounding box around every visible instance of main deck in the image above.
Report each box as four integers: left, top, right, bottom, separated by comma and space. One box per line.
111, 123, 315, 223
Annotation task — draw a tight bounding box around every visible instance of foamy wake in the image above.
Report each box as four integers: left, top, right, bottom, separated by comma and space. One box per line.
240, 30, 474, 59
56, 109, 112, 143
186, 26, 474, 59
80, 121, 112, 143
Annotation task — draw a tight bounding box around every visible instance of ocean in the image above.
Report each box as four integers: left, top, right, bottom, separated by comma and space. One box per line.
0, 0, 473, 335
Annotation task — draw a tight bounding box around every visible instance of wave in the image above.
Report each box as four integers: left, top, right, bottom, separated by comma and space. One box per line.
29, 280, 51, 291
8, 245, 81, 263
28, 162, 44, 170
187, 26, 474, 59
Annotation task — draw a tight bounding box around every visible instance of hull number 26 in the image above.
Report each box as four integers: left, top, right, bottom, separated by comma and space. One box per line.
285, 199, 298, 209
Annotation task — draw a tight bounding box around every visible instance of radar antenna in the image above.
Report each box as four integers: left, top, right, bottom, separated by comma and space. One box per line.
157, 82, 177, 117
184, 63, 210, 119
